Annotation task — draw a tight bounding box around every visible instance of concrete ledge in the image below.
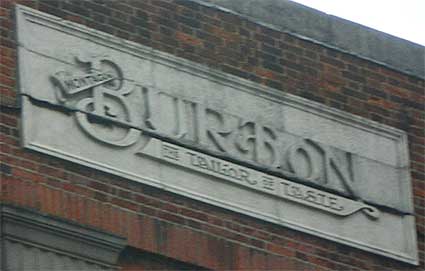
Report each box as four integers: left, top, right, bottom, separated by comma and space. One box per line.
197, 0, 425, 79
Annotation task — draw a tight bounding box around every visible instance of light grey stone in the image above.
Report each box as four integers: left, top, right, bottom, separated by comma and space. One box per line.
15, 5, 418, 265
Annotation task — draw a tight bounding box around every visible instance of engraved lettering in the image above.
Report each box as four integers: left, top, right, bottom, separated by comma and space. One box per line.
236, 120, 279, 166
186, 151, 258, 185
329, 152, 358, 198
240, 169, 256, 185
162, 144, 179, 161
280, 181, 344, 212
206, 109, 232, 152
153, 91, 190, 138
329, 196, 343, 211
136, 139, 377, 219
306, 140, 358, 198
141, 86, 156, 130
286, 140, 322, 182
196, 105, 232, 152
172, 95, 189, 138
51, 52, 361, 201
316, 193, 326, 206
304, 190, 316, 202
262, 175, 275, 191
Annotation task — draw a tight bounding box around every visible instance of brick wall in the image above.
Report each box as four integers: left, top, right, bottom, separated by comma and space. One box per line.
1, 0, 424, 270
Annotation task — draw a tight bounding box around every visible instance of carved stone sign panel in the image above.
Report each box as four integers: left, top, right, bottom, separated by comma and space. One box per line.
16, 5, 418, 264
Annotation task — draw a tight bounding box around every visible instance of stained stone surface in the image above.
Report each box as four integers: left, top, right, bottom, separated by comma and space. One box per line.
16, 5, 418, 265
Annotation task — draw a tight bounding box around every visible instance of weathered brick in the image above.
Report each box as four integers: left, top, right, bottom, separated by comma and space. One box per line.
109, 17, 135, 32
176, 15, 201, 28
38, 2, 64, 18
176, 31, 202, 46
0, 162, 11, 174
255, 33, 275, 45
342, 87, 368, 100
263, 61, 283, 73
259, 51, 277, 63
175, 0, 201, 11
130, 16, 149, 28
222, 65, 251, 79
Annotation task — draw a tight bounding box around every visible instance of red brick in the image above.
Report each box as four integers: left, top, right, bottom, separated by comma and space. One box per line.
160, 201, 179, 213
138, 215, 157, 252
250, 249, 268, 269
12, 177, 25, 206
12, 167, 45, 183
87, 199, 97, 227
19, 159, 38, 171
39, 184, 49, 214
51, 188, 61, 216
0, 87, 16, 99
157, 210, 186, 225
0, 134, 18, 146
61, 192, 71, 221
68, 193, 79, 221
45, 186, 56, 216
255, 67, 278, 80
76, 196, 87, 224
16, 0, 37, 9
384, 83, 410, 98
94, 201, 104, 228
413, 185, 425, 198
100, 203, 112, 232
233, 245, 252, 270
367, 97, 400, 110
267, 254, 295, 270
175, 31, 202, 46
65, 15, 85, 25
267, 243, 296, 257
126, 212, 140, 246
62, 183, 93, 197
110, 197, 139, 212
0, 8, 9, 18
120, 207, 131, 237
0, 75, 14, 87
39, 165, 65, 179
180, 207, 208, 221
0, 65, 13, 77
166, 224, 187, 259
198, 235, 222, 270
0, 55, 15, 67
0, 47, 15, 59
110, 205, 122, 235
21, 180, 31, 207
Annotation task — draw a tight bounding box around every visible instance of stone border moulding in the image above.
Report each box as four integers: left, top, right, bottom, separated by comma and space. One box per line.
1, 204, 126, 269
15, 5, 418, 265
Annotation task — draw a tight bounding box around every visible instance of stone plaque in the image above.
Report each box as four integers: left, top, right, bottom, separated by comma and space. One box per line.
16, 5, 418, 264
